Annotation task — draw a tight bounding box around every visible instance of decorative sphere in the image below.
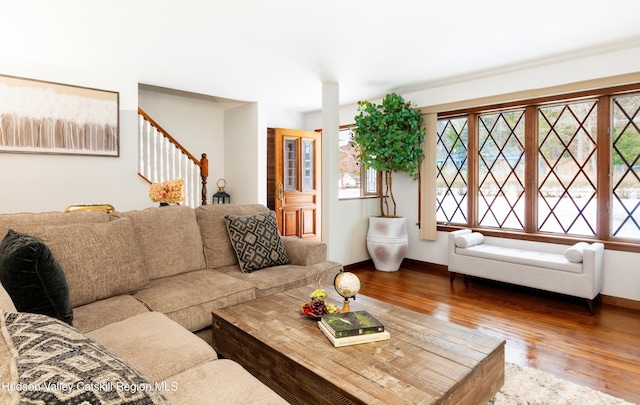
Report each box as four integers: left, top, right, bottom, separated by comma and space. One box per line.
334, 271, 361, 300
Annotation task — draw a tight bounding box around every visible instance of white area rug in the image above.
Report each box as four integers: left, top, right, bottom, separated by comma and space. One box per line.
489, 363, 636, 405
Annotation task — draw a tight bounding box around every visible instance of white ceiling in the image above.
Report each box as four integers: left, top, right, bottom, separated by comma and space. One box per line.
3, 0, 640, 113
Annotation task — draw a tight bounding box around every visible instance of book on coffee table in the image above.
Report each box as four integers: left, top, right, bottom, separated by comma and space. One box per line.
318, 321, 390, 347
319, 310, 384, 338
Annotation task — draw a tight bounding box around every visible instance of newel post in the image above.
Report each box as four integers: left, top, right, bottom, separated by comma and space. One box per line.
200, 153, 209, 206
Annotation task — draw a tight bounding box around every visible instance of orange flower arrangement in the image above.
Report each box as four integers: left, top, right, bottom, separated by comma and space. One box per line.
149, 178, 185, 204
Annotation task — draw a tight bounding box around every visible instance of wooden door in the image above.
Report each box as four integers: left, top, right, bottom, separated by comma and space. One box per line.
274, 128, 321, 241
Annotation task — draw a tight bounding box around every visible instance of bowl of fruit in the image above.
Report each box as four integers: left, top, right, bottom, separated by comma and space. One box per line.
300, 288, 338, 320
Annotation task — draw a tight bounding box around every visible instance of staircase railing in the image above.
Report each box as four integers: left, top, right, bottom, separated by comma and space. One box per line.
138, 107, 208, 207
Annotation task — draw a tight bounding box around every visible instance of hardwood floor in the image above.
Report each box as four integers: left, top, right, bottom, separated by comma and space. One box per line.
350, 265, 640, 404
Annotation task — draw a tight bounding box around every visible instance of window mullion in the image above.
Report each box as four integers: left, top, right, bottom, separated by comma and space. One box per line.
468, 113, 478, 227
597, 95, 611, 240
525, 106, 538, 233
437, 84, 640, 248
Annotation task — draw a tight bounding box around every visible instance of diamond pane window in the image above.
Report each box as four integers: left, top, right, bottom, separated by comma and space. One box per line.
611, 94, 640, 239
478, 110, 526, 229
433, 83, 640, 248
436, 117, 468, 224
538, 101, 598, 236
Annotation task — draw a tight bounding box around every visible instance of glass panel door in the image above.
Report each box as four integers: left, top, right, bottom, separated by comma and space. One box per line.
284, 139, 297, 190
302, 139, 314, 190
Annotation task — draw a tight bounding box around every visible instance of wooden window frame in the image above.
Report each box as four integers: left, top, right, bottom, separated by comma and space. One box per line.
435, 83, 640, 253
338, 125, 382, 200
435, 116, 470, 225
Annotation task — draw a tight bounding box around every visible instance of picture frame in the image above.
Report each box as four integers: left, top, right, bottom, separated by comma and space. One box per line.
0, 74, 119, 157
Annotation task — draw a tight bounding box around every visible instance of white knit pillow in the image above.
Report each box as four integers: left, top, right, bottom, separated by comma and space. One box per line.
454, 232, 485, 248
564, 242, 590, 263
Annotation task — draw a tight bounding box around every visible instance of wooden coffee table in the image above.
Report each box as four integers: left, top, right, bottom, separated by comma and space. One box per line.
211, 285, 504, 405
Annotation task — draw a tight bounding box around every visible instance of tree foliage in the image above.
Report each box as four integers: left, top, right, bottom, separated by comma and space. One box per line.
352, 93, 425, 217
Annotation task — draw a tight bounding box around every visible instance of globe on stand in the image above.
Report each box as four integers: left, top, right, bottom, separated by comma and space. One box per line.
333, 271, 361, 313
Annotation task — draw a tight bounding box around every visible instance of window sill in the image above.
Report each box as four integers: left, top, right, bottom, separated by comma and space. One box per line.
437, 225, 640, 254
338, 195, 381, 201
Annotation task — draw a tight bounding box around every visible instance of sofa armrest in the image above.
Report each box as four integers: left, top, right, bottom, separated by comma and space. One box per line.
0, 283, 16, 312
281, 238, 327, 266
448, 229, 472, 256
582, 242, 605, 299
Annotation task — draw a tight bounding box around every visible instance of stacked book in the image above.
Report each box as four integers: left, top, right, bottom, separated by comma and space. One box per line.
318, 310, 390, 347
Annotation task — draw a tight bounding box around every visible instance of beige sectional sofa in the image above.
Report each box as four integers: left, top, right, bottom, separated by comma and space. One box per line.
0, 204, 342, 404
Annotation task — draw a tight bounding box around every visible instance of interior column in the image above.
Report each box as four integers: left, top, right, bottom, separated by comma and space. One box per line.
321, 81, 339, 259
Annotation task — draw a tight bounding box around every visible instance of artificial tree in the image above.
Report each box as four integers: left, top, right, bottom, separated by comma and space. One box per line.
352, 92, 425, 217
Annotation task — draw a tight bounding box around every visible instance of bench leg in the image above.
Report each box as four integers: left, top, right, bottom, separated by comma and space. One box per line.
586, 298, 596, 315
586, 294, 602, 315
450, 272, 469, 285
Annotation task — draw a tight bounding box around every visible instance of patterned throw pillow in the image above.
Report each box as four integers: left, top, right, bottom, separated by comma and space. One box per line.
224, 211, 290, 273
1, 311, 168, 404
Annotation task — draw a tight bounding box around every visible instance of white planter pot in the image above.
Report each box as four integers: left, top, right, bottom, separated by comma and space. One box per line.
366, 216, 408, 272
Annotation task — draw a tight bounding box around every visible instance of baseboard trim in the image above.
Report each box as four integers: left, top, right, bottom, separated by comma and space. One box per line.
344, 258, 449, 275
345, 258, 640, 312
343, 260, 373, 271
601, 295, 640, 312
400, 258, 449, 276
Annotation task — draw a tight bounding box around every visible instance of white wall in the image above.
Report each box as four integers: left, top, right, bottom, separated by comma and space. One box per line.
266, 107, 305, 130
1, 45, 638, 302
138, 89, 225, 204
303, 46, 640, 302
401, 47, 640, 302
0, 59, 267, 213
0, 60, 152, 213
305, 102, 380, 264
224, 103, 266, 205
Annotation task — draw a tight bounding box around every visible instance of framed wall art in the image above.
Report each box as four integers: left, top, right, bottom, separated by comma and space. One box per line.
0, 74, 119, 157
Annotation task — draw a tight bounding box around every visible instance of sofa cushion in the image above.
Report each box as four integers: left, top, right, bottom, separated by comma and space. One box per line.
454, 232, 484, 248
0, 282, 16, 312
87, 312, 217, 384
112, 205, 206, 279
133, 269, 256, 332
33, 218, 148, 307
0, 312, 18, 405
225, 211, 290, 273
196, 204, 269, 269
457, 244, 582, 274
0, 311, 169, 404
281, 238, 328, 266
564, 242, 590, 263
0, 230, 73, 325
0, 210, 109, 243
216, 261, 343, 298
73, 294, 152, 333
162, 359, 287, 405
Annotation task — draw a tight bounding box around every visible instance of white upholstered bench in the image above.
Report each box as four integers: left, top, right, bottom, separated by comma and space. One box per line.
448, 229, 604, 314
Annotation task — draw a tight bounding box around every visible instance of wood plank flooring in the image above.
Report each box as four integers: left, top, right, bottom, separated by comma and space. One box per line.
350, 265, 640, 404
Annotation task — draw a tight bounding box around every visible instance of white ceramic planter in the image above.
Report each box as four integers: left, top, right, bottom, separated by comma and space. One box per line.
366, 216, 408, 272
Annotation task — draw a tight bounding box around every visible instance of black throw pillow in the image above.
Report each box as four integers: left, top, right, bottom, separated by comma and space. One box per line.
0, 229, 73, 325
